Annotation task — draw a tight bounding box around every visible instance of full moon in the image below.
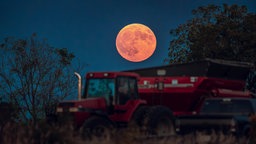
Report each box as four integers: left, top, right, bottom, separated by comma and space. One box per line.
116, 23, 157, 62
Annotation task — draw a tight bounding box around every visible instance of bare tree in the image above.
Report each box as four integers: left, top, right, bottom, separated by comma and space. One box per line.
0, 33, 80, 124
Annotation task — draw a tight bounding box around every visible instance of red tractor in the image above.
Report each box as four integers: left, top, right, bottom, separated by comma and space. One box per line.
56, 59, 254, 137
57, 72, 170, 137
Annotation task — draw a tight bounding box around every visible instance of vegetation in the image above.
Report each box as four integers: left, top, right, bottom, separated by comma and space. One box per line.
0, 33, 78, 124
167, 4, 256, 64
0, 121, 254, 144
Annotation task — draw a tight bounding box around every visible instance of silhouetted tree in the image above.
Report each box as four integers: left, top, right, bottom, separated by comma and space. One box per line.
0, 33, 79, 124
167, 4, 256, 64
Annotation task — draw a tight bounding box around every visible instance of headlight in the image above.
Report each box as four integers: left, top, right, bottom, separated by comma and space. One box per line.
56, 107, 63, 112
56, 107, 80, 112
69, 107, 79, 112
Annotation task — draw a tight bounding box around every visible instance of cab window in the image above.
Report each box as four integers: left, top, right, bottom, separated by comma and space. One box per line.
117, 77, 138, 105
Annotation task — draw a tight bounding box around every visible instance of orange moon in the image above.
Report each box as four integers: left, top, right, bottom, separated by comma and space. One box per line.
116, 23, 157, 62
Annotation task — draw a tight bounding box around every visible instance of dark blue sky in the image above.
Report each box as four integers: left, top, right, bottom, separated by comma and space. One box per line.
0, 0, 255, 73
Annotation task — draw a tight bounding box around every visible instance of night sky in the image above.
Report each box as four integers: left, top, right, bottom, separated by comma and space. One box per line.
0, 0, 255, 73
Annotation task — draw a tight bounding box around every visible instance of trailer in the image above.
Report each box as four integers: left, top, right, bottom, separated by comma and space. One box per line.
129, 59, 254, 116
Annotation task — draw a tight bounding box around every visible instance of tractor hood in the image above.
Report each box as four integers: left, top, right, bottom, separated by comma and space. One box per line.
57, 97, 107, 113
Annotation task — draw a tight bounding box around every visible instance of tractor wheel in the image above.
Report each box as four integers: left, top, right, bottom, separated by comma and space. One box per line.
130, 106, 150, 128
80, 116, 114, 140
145, 106, 175, 136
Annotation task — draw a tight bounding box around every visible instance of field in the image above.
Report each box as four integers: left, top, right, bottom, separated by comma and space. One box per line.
1, 121, 255, 144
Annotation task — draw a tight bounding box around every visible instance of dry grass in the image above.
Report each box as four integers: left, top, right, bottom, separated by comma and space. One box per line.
0, 122, 254, 144
113, 128, 249, 144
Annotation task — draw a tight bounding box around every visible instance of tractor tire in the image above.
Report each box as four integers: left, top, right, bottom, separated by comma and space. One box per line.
130, 106, 150, 128
80, 116, 114, 140
145, 106, 176, 136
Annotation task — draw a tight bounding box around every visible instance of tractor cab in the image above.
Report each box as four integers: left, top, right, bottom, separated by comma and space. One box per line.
84, 72, 140, 107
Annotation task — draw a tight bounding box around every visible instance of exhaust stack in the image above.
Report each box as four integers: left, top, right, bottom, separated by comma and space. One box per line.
74, 72, 82, 100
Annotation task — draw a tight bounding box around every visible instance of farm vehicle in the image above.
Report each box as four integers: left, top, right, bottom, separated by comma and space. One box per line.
175, 97, 256, 137
55, 59, 254, 138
